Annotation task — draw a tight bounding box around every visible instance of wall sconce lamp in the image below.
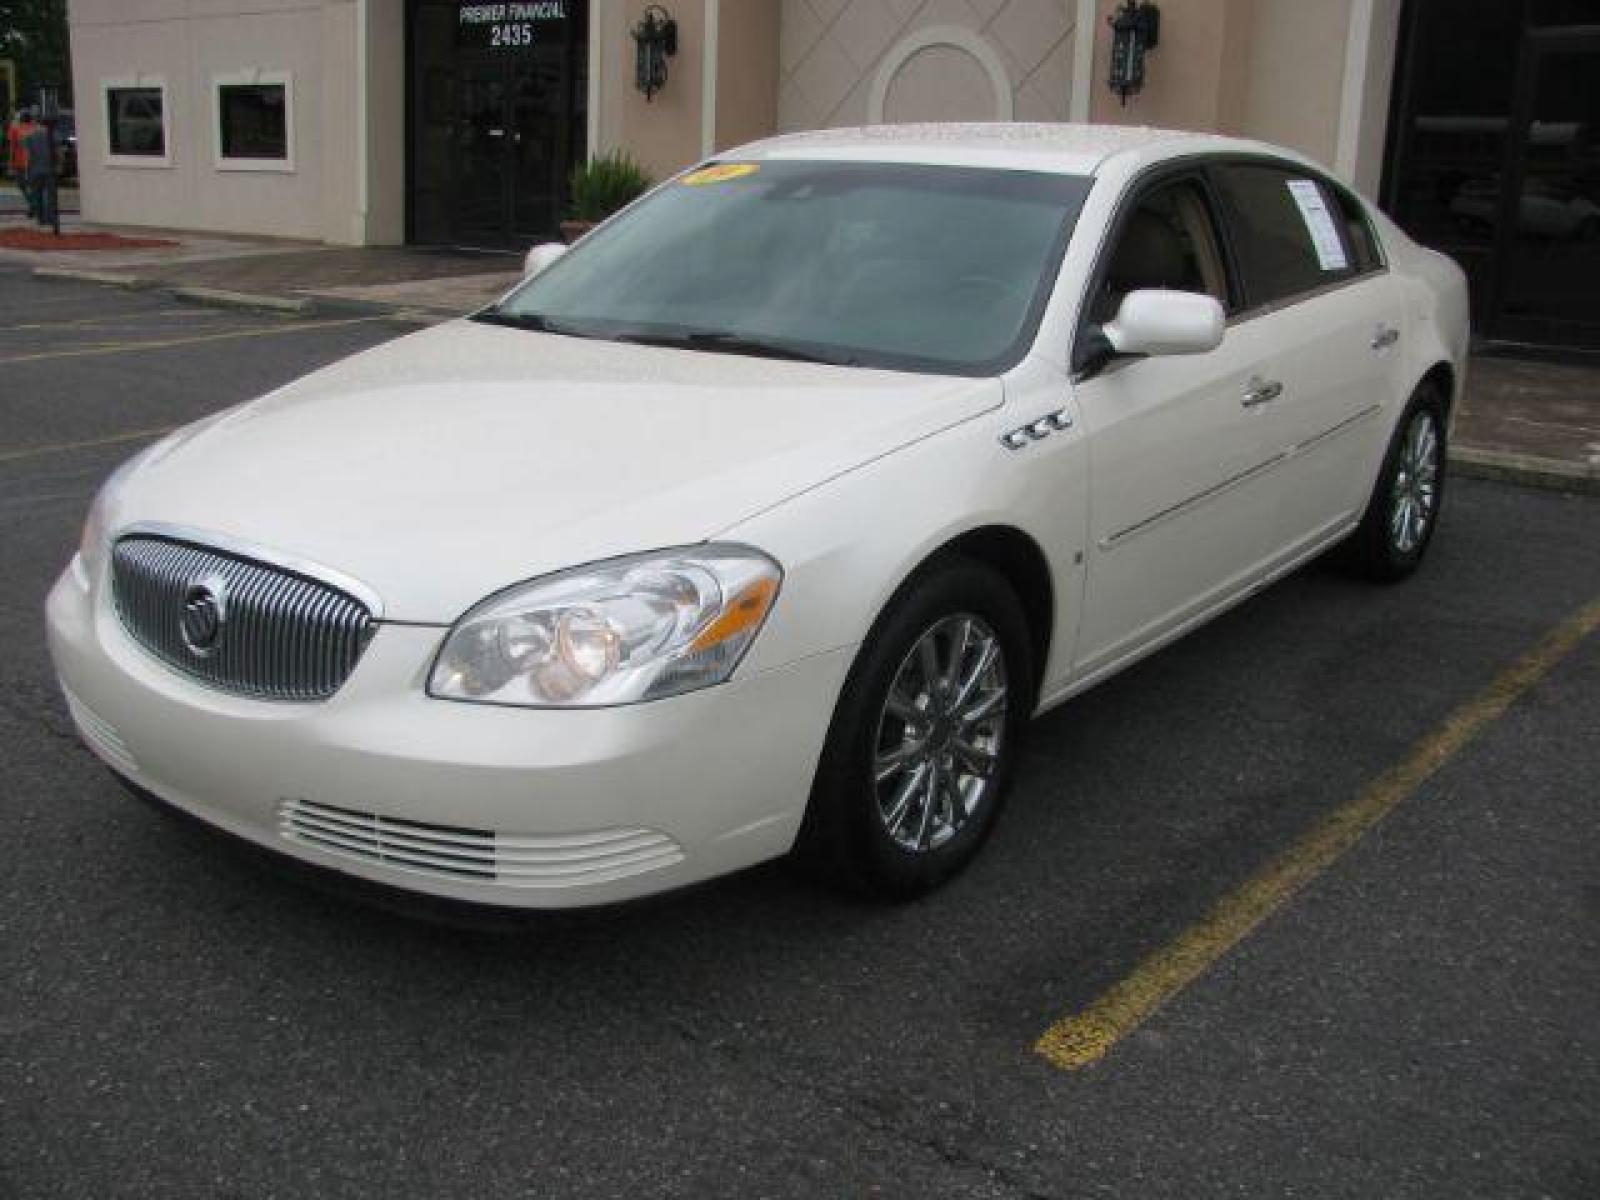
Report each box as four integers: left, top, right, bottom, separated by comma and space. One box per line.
633, 5, 678, 102
1107, 0, 1160, 105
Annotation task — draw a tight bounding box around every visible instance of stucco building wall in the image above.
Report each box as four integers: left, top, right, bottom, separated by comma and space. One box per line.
66, 0, 1405, 244
1086, 0, 1398, 188
593, 0, 707, 182
69, 0, 368, 243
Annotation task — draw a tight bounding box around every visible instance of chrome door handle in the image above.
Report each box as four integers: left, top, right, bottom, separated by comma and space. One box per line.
1241, 377, 1284, 408
1372, 325, 1400, 350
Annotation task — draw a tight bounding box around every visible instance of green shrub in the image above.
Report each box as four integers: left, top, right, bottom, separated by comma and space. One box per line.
569, 151, 653, 221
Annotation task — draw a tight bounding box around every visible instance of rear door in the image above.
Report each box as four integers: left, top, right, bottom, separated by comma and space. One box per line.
1208, 162, 1409, 552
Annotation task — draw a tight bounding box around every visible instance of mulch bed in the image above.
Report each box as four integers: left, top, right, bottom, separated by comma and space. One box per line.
0, 228, 177, 251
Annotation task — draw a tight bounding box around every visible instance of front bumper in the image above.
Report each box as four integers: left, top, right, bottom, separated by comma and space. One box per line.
47, 557, 852, 909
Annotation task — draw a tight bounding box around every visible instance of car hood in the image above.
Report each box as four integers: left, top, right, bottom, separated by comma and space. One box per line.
109, 320, 1000, 622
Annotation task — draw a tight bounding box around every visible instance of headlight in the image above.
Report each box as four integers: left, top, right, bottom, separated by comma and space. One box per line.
428, 545, 782, 707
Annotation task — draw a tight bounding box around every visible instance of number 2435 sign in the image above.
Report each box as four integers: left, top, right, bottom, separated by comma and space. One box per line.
457, 1, 569, 50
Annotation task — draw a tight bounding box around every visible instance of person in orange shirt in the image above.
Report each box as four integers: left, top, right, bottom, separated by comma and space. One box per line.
8, 108, 40, 219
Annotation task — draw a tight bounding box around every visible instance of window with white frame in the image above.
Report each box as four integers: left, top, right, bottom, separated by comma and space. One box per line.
103, 78, 170, 167
214, 72, 293, 170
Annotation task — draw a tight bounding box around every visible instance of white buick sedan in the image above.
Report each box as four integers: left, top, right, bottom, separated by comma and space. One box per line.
48, 125, 1468, 908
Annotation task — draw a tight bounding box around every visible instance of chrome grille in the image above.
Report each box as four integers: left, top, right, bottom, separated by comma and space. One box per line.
279, 798, 686, 887
111, 535, 376, 701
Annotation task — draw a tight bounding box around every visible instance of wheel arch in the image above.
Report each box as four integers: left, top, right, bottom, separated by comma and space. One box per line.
918, 524, 1055, 703
1417, 360, 1457, 417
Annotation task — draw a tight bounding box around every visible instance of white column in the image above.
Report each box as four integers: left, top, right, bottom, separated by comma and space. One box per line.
701, 0, 719, 157
355, 0, 370, 243
587, 0, 606, 157
1334, 0, 1377, 183
1070, 0, 1097, 122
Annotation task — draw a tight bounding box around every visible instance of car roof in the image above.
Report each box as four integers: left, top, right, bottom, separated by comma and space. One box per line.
735, 122, 1282, 177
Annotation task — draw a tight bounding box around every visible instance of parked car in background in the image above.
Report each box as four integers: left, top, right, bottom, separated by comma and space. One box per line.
48, 125, 1469, 913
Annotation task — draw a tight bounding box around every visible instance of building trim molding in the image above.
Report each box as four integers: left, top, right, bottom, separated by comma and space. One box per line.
586, 0, 605, 157
867, 25, 1014, 125
701, 0, 719, 157
1070, 0, 1095, 122
100, 74, 174, 169
210, 69, 296, 174
1334, 0, 1376, 181
355, 0, 369, 243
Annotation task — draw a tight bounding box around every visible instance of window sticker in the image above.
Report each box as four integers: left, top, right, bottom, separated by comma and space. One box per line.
680, 163, 760, 187
1285, 179, 1349, 272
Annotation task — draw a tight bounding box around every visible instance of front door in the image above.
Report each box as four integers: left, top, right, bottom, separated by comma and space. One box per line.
1071, 174, 1283, 677
409, 1, 588, 249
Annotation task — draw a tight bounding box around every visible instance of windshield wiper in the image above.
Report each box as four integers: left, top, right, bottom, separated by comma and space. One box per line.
471, 309, 600, 339
610, 329, 854, 366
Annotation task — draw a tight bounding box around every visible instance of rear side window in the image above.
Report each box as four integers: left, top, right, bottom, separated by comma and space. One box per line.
1329, 184, 1383, 274
1213, 165, 1354, 308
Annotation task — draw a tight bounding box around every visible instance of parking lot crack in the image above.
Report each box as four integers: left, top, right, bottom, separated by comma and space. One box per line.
636, 1005, 1071, 1199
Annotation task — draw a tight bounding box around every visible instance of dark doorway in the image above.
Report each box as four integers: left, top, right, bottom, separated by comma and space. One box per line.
408, 1, 589, 249
1384, 1, 1600, 355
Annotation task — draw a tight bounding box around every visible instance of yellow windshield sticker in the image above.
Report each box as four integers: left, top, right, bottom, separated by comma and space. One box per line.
681, 163, 761, 186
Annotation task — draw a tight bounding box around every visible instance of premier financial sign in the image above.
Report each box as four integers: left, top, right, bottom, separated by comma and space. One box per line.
457, 2, 571, 50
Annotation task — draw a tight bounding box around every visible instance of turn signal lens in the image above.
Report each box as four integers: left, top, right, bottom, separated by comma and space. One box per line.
429, 546, 782, 708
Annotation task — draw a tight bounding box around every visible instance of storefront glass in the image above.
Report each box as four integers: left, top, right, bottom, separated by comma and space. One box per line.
1385, 0, 1600, 354
409, 0, 589, 248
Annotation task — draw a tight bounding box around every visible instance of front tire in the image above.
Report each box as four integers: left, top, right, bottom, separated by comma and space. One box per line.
796, 558, 1033, 899
1340, 383, 1447, 581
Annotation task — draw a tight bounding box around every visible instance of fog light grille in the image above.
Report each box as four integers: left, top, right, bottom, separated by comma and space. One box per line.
278, 798, 684, 888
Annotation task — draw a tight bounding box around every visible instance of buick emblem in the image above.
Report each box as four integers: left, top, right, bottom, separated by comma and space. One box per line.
180, 574, 228, 658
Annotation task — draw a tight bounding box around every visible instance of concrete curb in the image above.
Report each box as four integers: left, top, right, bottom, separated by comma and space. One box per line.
32, 266, 149, 289
31, 264, 455, 324
32, 267, 318, 316
1451, 446, 1600, 496
167, 285, 316, 316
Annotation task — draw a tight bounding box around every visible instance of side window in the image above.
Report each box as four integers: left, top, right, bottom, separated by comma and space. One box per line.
1329, 183, 1383, 274
1091, 177, 1232, 324
1213, 165, 1355, 308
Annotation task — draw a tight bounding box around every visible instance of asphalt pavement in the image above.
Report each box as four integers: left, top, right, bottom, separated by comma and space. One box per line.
1, 268, 1596, 1199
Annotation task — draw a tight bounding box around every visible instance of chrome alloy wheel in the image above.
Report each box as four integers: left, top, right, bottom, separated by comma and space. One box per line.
1390, 409, 1440, 555
872, 614, 1009, 854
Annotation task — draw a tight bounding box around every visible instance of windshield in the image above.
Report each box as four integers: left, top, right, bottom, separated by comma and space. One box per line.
487, 160, 1093, 375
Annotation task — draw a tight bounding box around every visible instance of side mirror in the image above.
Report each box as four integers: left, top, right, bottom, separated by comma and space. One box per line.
523, 242, 569, 278
1102, 289, 1225, 357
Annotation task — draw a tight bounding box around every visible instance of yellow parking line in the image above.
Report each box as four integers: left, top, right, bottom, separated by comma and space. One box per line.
0, 310, 234, 332
0, 425, 176, 465
0, 315, 387, 365
1034, 595, 1600, 1072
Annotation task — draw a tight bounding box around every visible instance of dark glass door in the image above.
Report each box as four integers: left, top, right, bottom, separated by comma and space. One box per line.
1384, 2, 1600, 355
455, 61, 512, 246
1491, 31, 1600, 350
408, 1, 588, 248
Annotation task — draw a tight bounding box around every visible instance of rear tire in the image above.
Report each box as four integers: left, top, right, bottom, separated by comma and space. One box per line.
1339, 383, 1447, 582
796, 558, 1033, 899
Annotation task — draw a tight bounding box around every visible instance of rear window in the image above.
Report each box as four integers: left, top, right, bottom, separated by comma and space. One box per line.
1214, 165, 1354, 308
